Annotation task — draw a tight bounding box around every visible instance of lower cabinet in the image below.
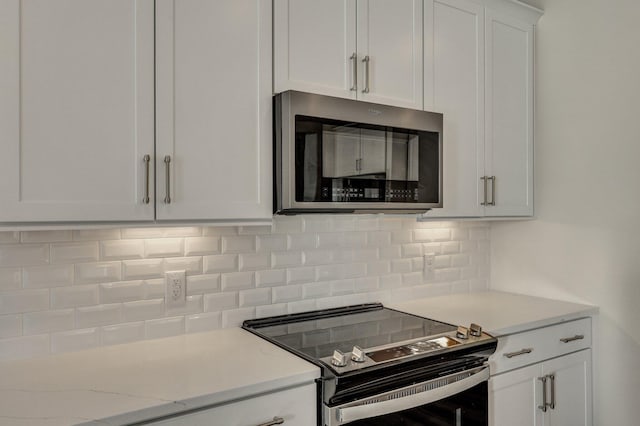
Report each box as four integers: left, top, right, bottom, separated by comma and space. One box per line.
145, 383, 316, 426
489, 319, 593, 426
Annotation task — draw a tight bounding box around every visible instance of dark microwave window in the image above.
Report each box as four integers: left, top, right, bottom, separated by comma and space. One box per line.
294, 115, 440, 204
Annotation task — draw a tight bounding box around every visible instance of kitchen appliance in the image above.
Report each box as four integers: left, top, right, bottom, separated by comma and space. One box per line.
243, 303, 497, 425
274, 91, 443, 214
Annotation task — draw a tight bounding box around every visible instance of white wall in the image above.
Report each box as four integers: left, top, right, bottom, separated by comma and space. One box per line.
491, 0, 640, 424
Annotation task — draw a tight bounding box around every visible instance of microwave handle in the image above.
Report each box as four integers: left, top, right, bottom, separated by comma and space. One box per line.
332, 366, 489, 425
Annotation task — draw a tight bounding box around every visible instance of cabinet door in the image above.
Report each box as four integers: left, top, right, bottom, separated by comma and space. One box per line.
0, 0, 155, 222
274, 0, 357, 99
543, 350, 592, 426
422, 0, 485, 218
489, 363, 544, 426
148, 383, 316, 426
357, 0, 423, 109
484, 10, 534, 216
156, 0, 272, 221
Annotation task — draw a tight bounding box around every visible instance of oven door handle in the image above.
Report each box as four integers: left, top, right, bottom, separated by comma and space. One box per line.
330, 365, 490, 425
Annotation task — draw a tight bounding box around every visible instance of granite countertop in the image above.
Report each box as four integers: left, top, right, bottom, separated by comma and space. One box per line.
390, 290, 598, 336
0, 328, 320, 426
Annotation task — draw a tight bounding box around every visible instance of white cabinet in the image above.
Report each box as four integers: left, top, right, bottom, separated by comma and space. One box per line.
0, 0, 155, 222
147, 382, 316, 426
489, 319, 593, 426
425, 0, 537, 218
155, 0, 272, 222
0, 0, 271, 224
274, 0, 423, 109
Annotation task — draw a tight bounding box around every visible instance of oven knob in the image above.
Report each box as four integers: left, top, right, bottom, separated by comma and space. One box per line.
470, 323, 482, 337
351, 346, 366, 363
456, 326, 469, 340
331, 350, 348, 367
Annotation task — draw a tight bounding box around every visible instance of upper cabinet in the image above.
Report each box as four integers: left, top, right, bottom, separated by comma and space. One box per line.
274, 0, 423, 110
155, 0, 272, 222
0, 0, 271, 224
0, 0, 155, 222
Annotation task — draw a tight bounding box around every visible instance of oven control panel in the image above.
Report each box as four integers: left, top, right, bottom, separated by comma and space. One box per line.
367, 336, 459, 362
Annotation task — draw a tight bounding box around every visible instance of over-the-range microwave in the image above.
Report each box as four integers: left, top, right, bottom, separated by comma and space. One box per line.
274, 91, 443, 214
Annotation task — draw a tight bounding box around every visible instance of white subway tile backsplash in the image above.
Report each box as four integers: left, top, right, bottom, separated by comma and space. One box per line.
51, 285, 98, 309
0, 289, 49, 314
23, 309, 75, 335
122, 259, 164, 280
76, 304, 122, 328
203, 254, 238, 273
0, 244, 49, 267
100, 281, 145, 303
0, 267, 21, 292
101, 322, 145, 346
23, 265, 73, 288
145, 317, 185, 339
100, 240, 144, 260
51, 328, 99, 354
0, 221, 490, 359
0, 314, 21, 338
75, 262, 121, 284
145, 238, 184, 258
51, 242, 100, 264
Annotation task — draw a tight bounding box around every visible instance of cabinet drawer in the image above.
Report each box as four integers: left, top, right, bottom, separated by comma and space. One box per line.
490, 318, 591, 375
147, 383, 316, 426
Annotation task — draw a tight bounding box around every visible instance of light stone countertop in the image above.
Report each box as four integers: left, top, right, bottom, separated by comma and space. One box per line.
390, 290, 598, 336
0, 328, 320, 426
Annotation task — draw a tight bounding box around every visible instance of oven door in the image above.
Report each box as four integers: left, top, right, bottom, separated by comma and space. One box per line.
324, 365, 489, 426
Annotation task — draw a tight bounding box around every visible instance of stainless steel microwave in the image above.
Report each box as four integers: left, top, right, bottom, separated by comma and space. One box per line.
274, 91, 443, 214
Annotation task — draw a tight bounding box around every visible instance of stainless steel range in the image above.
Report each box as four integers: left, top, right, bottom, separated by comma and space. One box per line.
243, 303, 497, 426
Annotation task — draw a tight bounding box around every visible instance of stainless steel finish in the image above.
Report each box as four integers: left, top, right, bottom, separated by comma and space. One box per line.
503, 348, 533, 358
325, 366, 490, 425
163, 155, 171, 204
538, 376, 548, 412
350, 53, 358, 91
361, 56, 370, 93
456, 326, 469, 340
351, 346, 366, 363
274, 91, 444, 214
469, 323, 482, 337
142, 155, 151, 204
548, 374, 556, 409
488, 176, 496, 206
331, 350, 348, 367
560, 334, 585, 343
480, 176, 488, 206
256, 417, 284, 426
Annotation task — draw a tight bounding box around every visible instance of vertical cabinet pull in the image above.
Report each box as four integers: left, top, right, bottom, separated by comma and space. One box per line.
350, 53, 358, 91
164, 155, 172, 204
362, 55, 370, 93
548, 374, 556, 409
480, 176, 488, 206
488, 176, 496, 206
538, 376, 548, 412
256, 417, 284, 426
142, 155, 151, 204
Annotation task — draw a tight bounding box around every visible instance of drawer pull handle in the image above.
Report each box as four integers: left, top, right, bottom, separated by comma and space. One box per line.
257, 417, 284, 426
560, 334, 584, 343
504, 348, 533, 358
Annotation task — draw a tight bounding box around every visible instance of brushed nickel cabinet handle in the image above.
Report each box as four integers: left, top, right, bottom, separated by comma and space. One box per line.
480, 176, 488, 206
547, 374, 556, 409
362, 55, 370, 93
538, 376, 548, 412
503, 348, 533, 358
488, 176, 496, 206
164, 155, 172, 204
142, 154, 151, 204
257, 417, 284, 426
350, 53, 358, 91
560, 334, 584, 343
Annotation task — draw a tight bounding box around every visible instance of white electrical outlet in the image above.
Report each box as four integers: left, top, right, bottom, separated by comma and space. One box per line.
165, 270, 186, 308
423, 254, 436, 277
